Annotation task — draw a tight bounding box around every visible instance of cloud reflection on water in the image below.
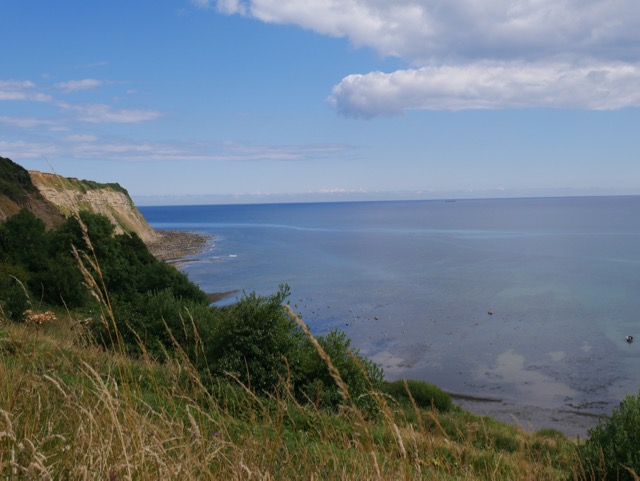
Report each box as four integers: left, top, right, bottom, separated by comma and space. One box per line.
476, 350, 575, 406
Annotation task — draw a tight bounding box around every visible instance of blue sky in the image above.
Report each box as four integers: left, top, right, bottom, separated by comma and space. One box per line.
2, 0, 640, 205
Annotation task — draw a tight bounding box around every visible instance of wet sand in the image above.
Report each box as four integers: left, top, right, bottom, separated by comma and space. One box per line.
452, 394, 602, 439
207, 290, 240, 303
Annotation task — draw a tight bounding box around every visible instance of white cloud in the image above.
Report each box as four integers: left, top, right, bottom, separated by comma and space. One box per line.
60, 103, 164, 123
3, 135, 352, 164
64, 134, 98, 143
1, 77, 160, 125
0, 116, 56, 128
212, 0, 640, 114
228, 0, 640, 63
329, 61, 640, 116
190, 0, 212, 7
55, 78, 106, 92
0, 79, 53, 102
218, 141, 351, 161
191, 0, 246, 13
0, 140, 59, 159
0, 80, 37, 89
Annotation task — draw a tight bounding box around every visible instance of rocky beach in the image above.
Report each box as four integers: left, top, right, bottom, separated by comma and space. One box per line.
147, 229, 212, 263
146, 229, 240, 304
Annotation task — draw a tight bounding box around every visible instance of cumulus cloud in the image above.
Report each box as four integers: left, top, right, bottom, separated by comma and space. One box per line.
223, 0, 640, 63
329, 61, 640, 116
211, 0, 640, 115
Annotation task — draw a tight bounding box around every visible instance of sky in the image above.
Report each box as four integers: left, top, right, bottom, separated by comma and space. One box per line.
2, 0, 640, 205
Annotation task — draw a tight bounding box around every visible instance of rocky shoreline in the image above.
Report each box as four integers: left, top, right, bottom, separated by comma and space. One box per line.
147, 230, 241, 304
147, 229, 212, 263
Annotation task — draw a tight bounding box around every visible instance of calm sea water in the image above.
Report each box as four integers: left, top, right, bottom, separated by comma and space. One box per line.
140, 197, 640, 434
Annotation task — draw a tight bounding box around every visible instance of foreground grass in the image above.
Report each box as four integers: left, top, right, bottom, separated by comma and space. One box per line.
0, 315, 581, 480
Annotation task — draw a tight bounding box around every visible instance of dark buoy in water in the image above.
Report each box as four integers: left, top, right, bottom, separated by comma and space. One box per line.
487, 309, 493, 316
627, 335, 634, 343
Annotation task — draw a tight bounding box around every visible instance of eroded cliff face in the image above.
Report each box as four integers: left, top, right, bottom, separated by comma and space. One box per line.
29, 171, 159, 243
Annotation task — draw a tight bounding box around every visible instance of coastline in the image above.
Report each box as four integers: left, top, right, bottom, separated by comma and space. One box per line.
146, 229, 239, 304
145, 228, 601, 439
147, 229, 212, 263
451, 394, 602, 439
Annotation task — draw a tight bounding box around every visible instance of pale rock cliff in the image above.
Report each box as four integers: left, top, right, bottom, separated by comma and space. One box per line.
29, 171, 159, 243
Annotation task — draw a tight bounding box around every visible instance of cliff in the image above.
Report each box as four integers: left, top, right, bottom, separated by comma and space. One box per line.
0, 156, 211, 260
0, 156, 64, 229
0, 155, 157, 243
28, 170, 158, 243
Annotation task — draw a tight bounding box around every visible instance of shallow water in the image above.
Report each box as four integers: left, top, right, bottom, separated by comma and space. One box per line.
140, 196, 640, 436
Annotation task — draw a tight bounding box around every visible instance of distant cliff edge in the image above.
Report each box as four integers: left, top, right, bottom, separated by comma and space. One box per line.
29, 170, 158, 243
0, 156, 158, 243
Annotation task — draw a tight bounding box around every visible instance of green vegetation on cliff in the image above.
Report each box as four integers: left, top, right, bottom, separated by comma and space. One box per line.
0, 156, 38, 203
46, 174, 130, 196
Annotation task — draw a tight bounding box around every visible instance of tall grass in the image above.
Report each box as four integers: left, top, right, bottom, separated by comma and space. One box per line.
1, 305, 588, 480
0, 221, 585, 479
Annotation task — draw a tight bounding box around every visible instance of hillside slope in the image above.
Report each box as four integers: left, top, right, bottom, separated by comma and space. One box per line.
0, 156, 64, 228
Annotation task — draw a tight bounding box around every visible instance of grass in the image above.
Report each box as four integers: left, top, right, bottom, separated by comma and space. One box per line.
0, 311, 584, 480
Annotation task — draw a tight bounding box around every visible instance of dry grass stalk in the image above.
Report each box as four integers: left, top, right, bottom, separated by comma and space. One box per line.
284, 305, 351, 404
284, 304, 383, 480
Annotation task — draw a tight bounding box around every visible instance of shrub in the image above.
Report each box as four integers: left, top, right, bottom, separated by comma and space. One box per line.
205, 285, 299, 393
294, 329, 384, 413
32, 254, 87, 307
2, 209, 47, 271
383, 379, 453, 412
577, 391, 640, 481
94, 289, 216, 360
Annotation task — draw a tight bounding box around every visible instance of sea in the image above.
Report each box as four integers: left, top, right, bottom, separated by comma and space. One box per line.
139, 196, 640, 436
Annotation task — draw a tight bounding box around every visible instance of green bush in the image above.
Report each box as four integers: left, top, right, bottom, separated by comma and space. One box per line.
295, 329, 384, 413
383, 378, 453, 412
94, 289, 216, 360
577, 391, 640, 481
1, 208, 389, 417
2, 209, 47, 271
205, 285, 299, 393
32, 254, 87, 307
